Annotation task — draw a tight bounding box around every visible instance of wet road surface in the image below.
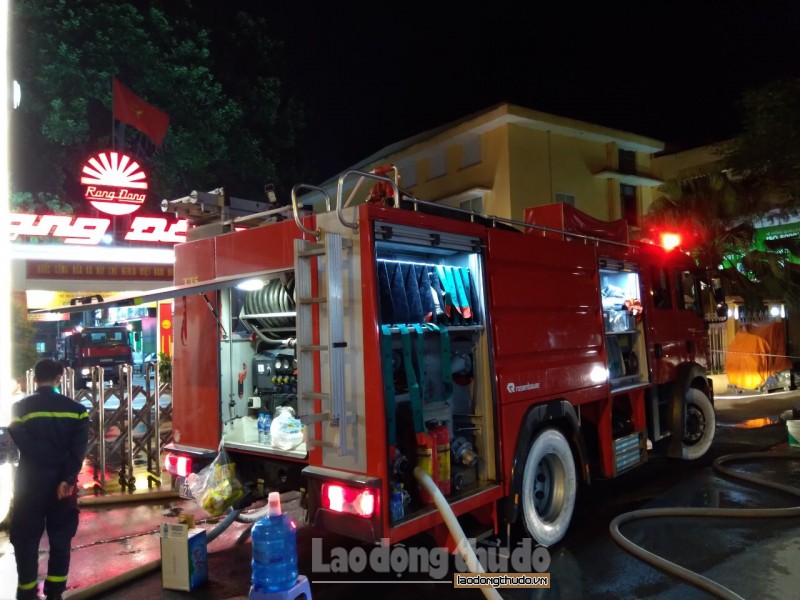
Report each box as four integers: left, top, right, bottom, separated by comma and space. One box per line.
1, 388, 799, 599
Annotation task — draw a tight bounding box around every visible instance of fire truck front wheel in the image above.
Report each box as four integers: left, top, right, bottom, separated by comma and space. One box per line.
681, 388, 715, 460
521, 428, 577, 547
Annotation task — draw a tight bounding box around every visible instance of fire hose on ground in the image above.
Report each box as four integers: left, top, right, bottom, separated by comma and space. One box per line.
610, 451, 800, 600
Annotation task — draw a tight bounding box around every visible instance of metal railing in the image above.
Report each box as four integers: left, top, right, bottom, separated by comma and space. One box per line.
65, 364, 172, 494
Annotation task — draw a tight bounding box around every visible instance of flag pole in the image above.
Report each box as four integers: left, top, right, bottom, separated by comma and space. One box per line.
111, 76, 116, 150
111, 76, 116, 244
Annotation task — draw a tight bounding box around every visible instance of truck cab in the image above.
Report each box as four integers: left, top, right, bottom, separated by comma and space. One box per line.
58, 326, 134, 387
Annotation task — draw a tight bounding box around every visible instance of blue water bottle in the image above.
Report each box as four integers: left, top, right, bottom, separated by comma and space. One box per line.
390, 483, 405, 521
262, 411, 272, 446
251, 492, 298, 592
257, 412, 265, 444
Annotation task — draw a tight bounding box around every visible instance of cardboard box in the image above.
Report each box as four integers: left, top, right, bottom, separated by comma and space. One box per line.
160, 523, 208, 591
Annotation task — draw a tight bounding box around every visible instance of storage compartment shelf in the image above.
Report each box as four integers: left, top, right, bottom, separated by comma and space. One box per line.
391, 481, 501, 527
383, 324, 484, 333
224, 439, 307, 461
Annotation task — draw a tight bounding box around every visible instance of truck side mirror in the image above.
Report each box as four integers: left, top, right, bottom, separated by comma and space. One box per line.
715, 302, 728, 320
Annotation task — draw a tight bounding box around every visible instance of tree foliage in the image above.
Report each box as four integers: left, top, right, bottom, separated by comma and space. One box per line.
724, 77, 800, 205
645, 174, 800, 310
12, 297, 40, 376
11, 191, 73, 215
11, 0, 308, 211
646, 76, 800, 312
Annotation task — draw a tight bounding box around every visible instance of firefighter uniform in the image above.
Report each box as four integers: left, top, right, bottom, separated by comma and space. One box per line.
8, 386, 89, 600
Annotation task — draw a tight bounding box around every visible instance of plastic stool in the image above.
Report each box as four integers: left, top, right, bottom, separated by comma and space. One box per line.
249, 575, 311, 600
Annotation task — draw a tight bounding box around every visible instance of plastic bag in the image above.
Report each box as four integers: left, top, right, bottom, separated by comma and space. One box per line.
270, 406, 304, 450
186, 447, 244, 516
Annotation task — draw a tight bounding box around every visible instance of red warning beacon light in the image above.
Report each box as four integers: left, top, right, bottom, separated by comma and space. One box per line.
659, 232, 682, 251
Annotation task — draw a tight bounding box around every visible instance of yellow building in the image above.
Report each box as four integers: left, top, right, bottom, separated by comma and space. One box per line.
651, 143, 727, 182
313, 102, 666, 229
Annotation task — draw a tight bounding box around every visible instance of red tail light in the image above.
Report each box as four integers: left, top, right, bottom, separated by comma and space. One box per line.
164, 453, 192, 477
321, 483, 378, 519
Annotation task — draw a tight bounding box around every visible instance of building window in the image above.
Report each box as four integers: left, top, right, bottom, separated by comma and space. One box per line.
554, 192, 576, 206
459, 196, 483, 213
428, 150, 446, 180
618, 149, 636, 175
461, 135, 481, 168
620, 183, 638, 226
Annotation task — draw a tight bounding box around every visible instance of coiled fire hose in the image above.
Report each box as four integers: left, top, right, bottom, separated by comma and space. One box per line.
610, 452, 800, 600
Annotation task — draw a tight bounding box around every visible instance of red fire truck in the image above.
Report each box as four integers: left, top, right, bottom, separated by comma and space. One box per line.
158, 173, 722, 547
57, 325, 134, 388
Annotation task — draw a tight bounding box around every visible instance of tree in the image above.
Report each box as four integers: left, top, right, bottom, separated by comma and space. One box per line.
10, 191, 73, 215
723, 77, 800, 205
646, 76, 800, 313
11, 0, 308, 210
645, 172, 800, 311
11, 296, 39, 377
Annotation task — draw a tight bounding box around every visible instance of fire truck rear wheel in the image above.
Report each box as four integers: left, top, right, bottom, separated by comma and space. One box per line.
681, 387, 715, 460
521, 428, 577, 547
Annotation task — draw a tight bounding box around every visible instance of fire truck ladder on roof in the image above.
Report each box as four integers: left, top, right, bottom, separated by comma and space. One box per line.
294, 232, 352, 456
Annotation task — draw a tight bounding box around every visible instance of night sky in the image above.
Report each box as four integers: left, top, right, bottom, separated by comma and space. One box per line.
234, 2, 799, 179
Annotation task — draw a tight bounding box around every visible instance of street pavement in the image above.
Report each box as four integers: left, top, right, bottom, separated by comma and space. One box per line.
1, 382, 799, 600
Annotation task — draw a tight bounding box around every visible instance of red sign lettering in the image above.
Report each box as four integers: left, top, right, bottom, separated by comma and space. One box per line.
125, 216, 188, 243
10, 214, 111, 245
9, 214, 187, 245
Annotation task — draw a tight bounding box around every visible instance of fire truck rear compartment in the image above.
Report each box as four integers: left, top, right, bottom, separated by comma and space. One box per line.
373, 231, 497, 526
214, 270, 306, 491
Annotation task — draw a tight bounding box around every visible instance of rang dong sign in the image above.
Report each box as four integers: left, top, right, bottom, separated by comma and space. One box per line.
81, 150, 148, 215
9, 148, 188, 245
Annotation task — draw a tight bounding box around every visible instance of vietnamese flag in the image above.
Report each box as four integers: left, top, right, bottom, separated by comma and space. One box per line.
112, 77, 170, 146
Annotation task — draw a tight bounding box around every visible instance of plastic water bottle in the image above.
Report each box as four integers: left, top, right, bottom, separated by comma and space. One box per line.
262, 411, 272, 446
390, 483, 405, 521
257, 412, 265, 444
390, 483, 410, 522
251, 492, 298, 592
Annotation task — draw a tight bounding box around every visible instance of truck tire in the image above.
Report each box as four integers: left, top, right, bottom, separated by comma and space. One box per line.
521, 428, 577, 547
681, 387, 715, 460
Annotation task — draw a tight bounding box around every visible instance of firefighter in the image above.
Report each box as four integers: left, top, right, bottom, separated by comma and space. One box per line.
8, 359, 89, 600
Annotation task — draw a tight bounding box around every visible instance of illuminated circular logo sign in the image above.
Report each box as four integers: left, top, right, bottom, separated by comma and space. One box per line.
80, 150, 148, 216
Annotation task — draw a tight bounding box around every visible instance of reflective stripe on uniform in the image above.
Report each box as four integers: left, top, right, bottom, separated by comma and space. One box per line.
46, 574, 68, 582
18, 579, 38, 590
12, 411, 88, 424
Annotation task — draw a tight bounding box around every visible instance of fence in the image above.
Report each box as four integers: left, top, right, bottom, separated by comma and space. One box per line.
707, 319, 728, 373
62, 363, 173, 494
